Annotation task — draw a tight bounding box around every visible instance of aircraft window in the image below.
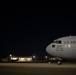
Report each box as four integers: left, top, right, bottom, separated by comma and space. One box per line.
67, 41, 69, 44
58, 40, 61, 44
71, 41, 73, 44
73, 41, 76, 43
52, 45, 55, 48
71, 41, 76, 44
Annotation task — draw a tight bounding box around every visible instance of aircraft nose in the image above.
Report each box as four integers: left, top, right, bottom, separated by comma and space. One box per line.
46, 45, 51, 54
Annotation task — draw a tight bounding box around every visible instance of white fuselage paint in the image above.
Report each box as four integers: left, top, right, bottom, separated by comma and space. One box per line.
46, 36, 76, 59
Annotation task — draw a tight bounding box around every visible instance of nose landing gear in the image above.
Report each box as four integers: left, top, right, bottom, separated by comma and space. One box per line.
57, 60, 62, 65
56, 57, 62, 65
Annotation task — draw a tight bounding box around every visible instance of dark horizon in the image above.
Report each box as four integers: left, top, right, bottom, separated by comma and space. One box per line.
0, 2, 76, 58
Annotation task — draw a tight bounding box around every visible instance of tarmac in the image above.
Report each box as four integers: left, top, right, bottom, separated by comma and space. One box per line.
0, 63, 76, 75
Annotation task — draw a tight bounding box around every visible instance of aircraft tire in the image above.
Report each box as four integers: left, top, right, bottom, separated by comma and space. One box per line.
57, 60, 62, 65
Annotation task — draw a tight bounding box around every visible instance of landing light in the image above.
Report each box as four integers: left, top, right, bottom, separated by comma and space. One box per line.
10, 54, 12, 57
45, 56, 48, 58
68, 44, 71, 48
33, 55, 35, 58
65, 45, 71, 48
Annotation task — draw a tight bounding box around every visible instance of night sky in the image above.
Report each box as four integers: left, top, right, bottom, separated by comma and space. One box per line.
0, 2, 76, 58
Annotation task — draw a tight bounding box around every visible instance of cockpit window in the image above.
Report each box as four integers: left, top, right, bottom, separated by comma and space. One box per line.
52, 40, 62, 44
52, 45, 55, 48
52, 41, 57, 43
58, 40, 61, 44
